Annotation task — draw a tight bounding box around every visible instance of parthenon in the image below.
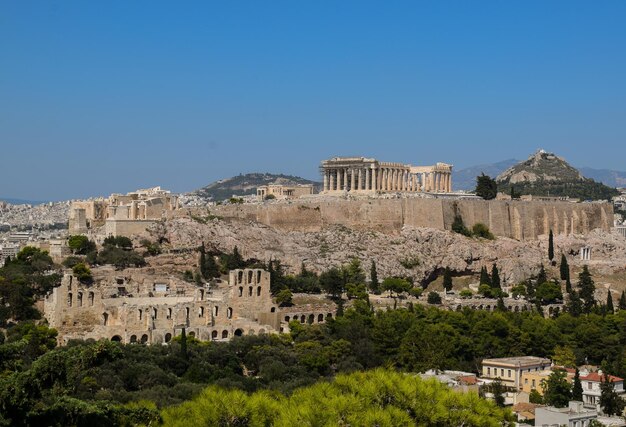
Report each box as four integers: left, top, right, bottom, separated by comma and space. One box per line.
320, 157, 453, 193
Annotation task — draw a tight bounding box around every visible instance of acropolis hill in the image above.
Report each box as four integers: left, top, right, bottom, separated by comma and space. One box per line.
192, 197, 613, 241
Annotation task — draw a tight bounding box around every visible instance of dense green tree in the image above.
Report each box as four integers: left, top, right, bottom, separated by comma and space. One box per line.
471, 223, 495, 240
566, 290, 583, 317
607, 291, 614, 314
620, 291, 626, 311
72, 263, 93, 284
427, 292, 442, 305
542, 369, 572, 408
344, 258, 366, 285
536, 264, 547, 286
369, 261, 380, 294
600, 374, 626, 416
479, 266, 491, 287
382, 277, 412, 298
442, 268, 453, 292
67, 235, 96, 255
103, 236, 133, 249
451, 214, 471, 237
578, 265, 596, 313
535, 282, 563, 305
475, 173, 498, 200
572, 368, 583, 401
319, 267, 344, 298
275, 288, 293, 306
552, 345, 577, 368
491, 264, 501, 290
529, 389, 543, 404
548, 229, 555, 263
560, 254, 570, 281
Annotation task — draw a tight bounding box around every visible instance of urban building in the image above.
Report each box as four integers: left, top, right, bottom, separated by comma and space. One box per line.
481, 356, 552, 390
256, 184, 315, 200
535, 401, 597, 427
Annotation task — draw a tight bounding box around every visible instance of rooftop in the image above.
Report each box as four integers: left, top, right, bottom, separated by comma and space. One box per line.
581, 372, 623, 383
482, 356, 551, 367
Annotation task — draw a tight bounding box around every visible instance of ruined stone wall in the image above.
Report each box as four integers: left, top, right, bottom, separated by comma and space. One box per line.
208, 198, 612, 239
44, 268, 327, 345
105, 219, 157, 237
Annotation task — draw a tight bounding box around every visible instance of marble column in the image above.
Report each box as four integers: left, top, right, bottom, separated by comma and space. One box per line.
365, 168, 370, 191
358, 168, 363, 191
329, 170, 335, 191
323, 171, 329, 192
343, 169, 348, 191
351, 169, 356, 191
372, 168, 377, 191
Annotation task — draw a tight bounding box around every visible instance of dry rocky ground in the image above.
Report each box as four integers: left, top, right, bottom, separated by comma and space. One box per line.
147, 215, 626, 292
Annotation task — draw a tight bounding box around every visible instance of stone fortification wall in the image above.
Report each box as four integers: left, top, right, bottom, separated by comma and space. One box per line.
206, 198, 612, 240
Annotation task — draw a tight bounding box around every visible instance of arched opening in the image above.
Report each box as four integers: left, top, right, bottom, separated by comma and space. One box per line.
199, 307, 204, 317
238, 271, 243, 283
152, 307, 158, 319
88, 291, 94, 306
257, 271, 261, 283
212, 330, 218, 340
259, 328, 265, 334
185, 307, 190, 320
167, 308, 172, 319
140, 334, 148, 344
308, 314, 314, 324
514, 306, 520, 312
111, 335, 122, 342
67, 293, 73, 307
257, 286, 261, 296
199, 289, 204, 300
102, 312, 109, 326
238, 286, 243, 297
249, 330, 255, 335
285, 316, 290, 322
130, 335, 137, 344
326, 313, 333, 319
234, 328, 243, 337
222, 330, 228, 339
271, 307, 276, 313
188, 331, 195, 338
248, 286, 253, 296
165, 333, 172, 343
77, 292, 83, 307
318, 313, 324, 322
248, 270, 253, 283
214, 306, 219, 317
138, 309, 143, 321
300, 315, 306, 323
227, 307, 233, 319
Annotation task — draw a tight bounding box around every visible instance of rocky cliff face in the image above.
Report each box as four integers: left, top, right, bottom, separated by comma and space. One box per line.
149, 215, 626, 289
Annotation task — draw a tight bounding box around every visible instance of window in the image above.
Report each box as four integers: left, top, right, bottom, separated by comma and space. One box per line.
525, 378, 528, 385
167, 308, 172, 319
532, 379, 535, 388
508, 369, 511, 378
501, 369, 504, 377
487, 367, 491, 376
257, 286, 261, 296
199, 307, 204, 317
227, 307, 233, 319
588, 382, 593, 390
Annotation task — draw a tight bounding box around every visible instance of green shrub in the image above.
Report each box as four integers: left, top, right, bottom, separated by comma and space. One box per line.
471, 223, 495, 240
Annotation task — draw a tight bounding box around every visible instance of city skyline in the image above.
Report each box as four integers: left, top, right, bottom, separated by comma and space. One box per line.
2, 1, 626, 200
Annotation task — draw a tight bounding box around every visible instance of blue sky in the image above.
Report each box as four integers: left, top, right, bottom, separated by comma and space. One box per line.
2, 1, 626, 200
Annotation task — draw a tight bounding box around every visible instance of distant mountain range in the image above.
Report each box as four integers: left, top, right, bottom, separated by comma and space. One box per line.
453, 160, 626, 191
190, 173, 321, 201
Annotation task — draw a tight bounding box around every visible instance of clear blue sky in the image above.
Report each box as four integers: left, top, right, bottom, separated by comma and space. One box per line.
2, 1, 626, 200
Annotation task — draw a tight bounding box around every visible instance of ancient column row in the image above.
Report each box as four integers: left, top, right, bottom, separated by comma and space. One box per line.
323, 168, 452, 193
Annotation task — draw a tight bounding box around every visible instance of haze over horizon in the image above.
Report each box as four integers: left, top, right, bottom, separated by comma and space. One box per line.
2, 1, 626, 201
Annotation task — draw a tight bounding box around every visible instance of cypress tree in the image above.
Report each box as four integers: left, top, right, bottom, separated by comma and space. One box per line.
548, 229, 555, 263
491, 264, 501, 290
578, 265, 596, 313
565, 278, 572, 294
607, 291, 614, 314
572, 368, 583, 401
180, 327, 188, 360
619, 291, 626, 311
443, 267, 453, 292
497, 296, 507, 312
479, 266, 491, 287
369, 260, 379, 293
567, 290, 583, 317
560, 254, 570, 281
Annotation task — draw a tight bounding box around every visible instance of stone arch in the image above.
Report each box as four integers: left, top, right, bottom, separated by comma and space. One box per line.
188, 331, 195, 338
227, 307, 233, 319
185, 307, 190, 320
111, 335, 122, 342
248, 270, 253, 283
285, 315, 290, 322
485, 305, 491, 311
300, 315, 306, 323
102, 312, 109, 326
222, 330, 228, 339
478, 304, 483, 310
212, 330, 218, 340
165, 333, 172, 343
130, 335, 137, 343
88, 291, 94, 306
259, 328, 265, 334
248, 286, 253, 296
308, 314, 314, 324
271, 307, 276, 313
199, 307, 204, 318
67, 292, 72, 307
140, 334, 148, 344
514, 306, 519, 312
167, 308, 172, 319
77, 292, 83, 307
456, 305, 462, 311
138, 309, 143, 321
257, 286, 261, 296
326, 313, 333, 319
248, 329, 255, 335
152, 307, 158, 319
318, 313, 324, 322
238, 286, 243, 297
238, 271, 243, 283
199, 289, 204, 300
507, 306, 512, 311
234, 328, 243, 337
214, 306, 219, 317
257, 271, 261, 283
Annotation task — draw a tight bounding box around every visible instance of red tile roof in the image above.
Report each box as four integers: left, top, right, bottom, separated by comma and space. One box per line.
581, 372, 623, 382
